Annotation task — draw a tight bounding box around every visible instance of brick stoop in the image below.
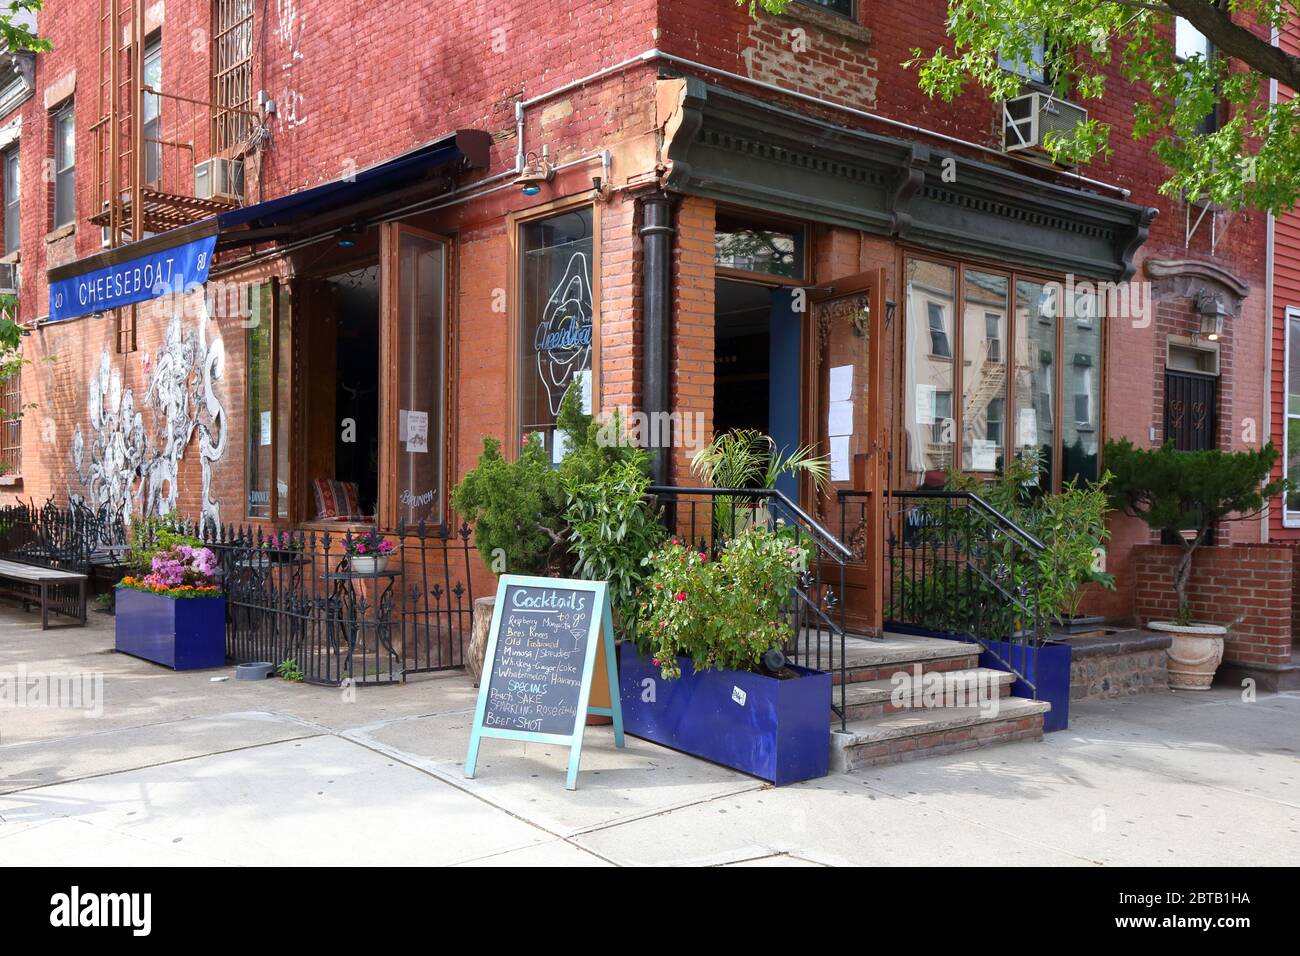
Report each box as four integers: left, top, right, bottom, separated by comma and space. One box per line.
826, 633, 1050, 771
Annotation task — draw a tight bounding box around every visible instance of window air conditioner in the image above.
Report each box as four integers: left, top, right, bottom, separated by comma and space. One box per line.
194, 157, 245, 203
1003, 92, 1087, 156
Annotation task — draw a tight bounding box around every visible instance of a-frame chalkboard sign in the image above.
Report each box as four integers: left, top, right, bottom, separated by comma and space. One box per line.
464, 575, 624, 790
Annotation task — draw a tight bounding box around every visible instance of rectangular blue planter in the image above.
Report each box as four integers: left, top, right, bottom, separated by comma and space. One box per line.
618, 643, 831, 785
115, 587, 227, 671
974, 638, 1072, 733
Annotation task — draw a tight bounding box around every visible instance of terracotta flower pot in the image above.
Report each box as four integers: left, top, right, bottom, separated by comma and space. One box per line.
1149, 621, 1225, 691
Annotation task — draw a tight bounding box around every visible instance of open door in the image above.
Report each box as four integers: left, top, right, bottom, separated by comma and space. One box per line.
381, 223, 451, 529
806, 269, 887, 635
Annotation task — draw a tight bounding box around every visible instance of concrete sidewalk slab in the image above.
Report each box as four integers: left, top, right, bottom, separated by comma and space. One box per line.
570, 765, 1090, 866
0, 615, 480, 745
350, 709, 767, 837
0, 711, 321, 794
0, 734, 566, 866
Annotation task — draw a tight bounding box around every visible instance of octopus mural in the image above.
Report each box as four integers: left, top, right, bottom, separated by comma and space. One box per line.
71, 303, 227, 535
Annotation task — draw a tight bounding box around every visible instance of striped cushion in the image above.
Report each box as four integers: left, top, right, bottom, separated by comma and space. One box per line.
312, 479, 362, 519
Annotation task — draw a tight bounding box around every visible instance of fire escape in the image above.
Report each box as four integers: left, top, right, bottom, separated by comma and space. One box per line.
90, 0, 260, 246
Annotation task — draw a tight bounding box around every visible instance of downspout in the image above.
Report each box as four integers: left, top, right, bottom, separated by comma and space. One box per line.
1263, 26, 1279, 542
640, 193, 674, 485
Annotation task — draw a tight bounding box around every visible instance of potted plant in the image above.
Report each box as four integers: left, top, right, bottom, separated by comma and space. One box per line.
115, 543, 225, 670
345, 528, 394, 574
620, 526, 831, 785
689, 428, 829, 533
1105, 439, 1284, 690
454, 383, 660, 680
258, 530, 304, 565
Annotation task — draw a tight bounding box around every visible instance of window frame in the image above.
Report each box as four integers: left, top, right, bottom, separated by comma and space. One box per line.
506, 196, 602, 461
713, 203, 811, 286
244, 277, 292, 521
1173, 16, 1219, 136
52, 101, 75, 229
379, 221, 454, 531
793, 0, 856, 20
210, 0, 255, 156
1283, 307, 1300, 527
3, 144, 19, 256
142, 33, 162, 187
899, 249, 1107, 490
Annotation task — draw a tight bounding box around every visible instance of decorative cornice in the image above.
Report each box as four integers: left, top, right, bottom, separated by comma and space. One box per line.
660, 80, 1157, 281
1144, 258, 1250, 299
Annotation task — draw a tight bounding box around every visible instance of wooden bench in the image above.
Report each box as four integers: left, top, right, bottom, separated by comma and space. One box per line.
0, 558, 88, 629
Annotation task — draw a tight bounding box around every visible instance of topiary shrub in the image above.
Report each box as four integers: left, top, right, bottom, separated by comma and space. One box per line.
1105, 438, 1284, 625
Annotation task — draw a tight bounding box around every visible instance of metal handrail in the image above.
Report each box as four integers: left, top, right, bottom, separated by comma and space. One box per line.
649, 485, 854, 561
839, 487, 1047, 552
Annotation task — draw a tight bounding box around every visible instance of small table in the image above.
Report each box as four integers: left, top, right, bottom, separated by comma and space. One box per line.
322, 567, 402, 678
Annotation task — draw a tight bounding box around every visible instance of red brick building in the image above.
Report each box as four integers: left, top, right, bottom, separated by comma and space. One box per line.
0, 1, 1276, 666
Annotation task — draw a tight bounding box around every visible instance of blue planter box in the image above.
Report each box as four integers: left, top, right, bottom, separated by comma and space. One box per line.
618, 643, 831, 785
115, 587, 227, 671
974, 638, 1072, 732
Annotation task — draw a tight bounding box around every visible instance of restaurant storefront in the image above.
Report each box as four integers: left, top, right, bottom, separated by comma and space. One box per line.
34, 74, 1156, 643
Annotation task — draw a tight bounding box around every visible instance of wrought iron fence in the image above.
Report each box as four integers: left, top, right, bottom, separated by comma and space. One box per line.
837, 488, 1045, 696
187, 521, 475, 687
647, 485, 852, 729
0, 501, 476, 688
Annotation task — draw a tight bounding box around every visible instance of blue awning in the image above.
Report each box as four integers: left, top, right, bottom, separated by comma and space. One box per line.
47, 129, 491, 323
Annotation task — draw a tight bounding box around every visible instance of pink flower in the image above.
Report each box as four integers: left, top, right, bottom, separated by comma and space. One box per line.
651, 658, 660, 667
356, 542, 367, 553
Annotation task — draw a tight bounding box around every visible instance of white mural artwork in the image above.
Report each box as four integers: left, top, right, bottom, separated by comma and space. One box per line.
72, 305, 227, 534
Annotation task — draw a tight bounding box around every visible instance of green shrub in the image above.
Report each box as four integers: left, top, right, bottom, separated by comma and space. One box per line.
632, 526, 804, 679
895, 451, 1115, 632
1105, 438, 1283, 624
563, 457, 665, 633
453, 382, 656, 587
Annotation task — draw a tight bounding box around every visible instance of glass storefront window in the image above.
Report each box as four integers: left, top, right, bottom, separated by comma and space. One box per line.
904, 259, 956, 478
397, 231, 446, 526
961, 270, 1008, 471
904, 257, 1106, 493
246, 280, 291, 519
246, 283, 274, 518
519, 206, 594, 458
714, 210, 807, 280
1062, 287, 1101, 486
1012, 278, 1058, 492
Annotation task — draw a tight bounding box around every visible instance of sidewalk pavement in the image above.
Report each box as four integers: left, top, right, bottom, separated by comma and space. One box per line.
1, 608, 1296, 866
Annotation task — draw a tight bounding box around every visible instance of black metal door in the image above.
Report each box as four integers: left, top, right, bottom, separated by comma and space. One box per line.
1162, 369, 1218, 544
1164, 370, 1218, 451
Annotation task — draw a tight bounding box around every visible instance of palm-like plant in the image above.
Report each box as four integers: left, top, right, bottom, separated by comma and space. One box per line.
690, 429, 829, 493
690, 429, 830, 539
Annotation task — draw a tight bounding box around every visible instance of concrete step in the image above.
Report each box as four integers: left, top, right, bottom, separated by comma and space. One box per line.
830, 696, 1051, 772
819, 633, 982, 684
833, 667, 1014, 722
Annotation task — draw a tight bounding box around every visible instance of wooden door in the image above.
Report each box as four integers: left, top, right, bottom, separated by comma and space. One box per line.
807, 269, 887, 635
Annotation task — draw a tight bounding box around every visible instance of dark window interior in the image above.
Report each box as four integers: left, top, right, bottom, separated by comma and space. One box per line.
714, 278, 772, 436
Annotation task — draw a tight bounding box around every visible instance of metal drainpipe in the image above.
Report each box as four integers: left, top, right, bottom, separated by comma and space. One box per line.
640, 193, 675, 485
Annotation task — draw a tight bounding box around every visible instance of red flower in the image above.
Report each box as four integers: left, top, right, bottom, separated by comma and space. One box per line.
651, 658, 660, 667
674, 591, 686, 602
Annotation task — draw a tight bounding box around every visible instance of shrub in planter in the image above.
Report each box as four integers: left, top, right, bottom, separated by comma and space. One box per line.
1105, 438, 1285, 689
632, 530, 802, 678
454, 383, 653, 578
116, 544, 225, 670
622, 527, 830, 784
